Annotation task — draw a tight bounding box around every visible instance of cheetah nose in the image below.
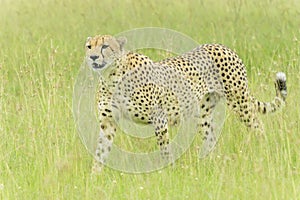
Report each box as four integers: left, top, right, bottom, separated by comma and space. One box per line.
90, 55, 99, 61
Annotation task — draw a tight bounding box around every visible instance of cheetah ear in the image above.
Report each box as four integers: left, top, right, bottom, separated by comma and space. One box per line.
85, 36, 92, 48
116, 36, 127, 50
85, 36, 92, 44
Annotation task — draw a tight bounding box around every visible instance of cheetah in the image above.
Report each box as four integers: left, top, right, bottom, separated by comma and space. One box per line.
84, 35, 287, 173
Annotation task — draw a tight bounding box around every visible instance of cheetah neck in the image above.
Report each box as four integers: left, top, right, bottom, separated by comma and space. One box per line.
99, 53, 128, 90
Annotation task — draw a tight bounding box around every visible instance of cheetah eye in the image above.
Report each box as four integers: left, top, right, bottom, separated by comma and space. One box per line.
102, 44, 109, 49
86, 45, 92, 49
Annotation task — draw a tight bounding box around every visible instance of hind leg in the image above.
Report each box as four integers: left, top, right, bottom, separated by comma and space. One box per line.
229, 93, 264, 133
199, 92, 225, 158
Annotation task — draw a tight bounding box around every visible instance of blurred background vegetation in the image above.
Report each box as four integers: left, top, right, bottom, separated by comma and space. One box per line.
0, 0, 299, 199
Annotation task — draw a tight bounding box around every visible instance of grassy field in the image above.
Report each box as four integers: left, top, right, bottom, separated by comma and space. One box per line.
1, 0, 300, 199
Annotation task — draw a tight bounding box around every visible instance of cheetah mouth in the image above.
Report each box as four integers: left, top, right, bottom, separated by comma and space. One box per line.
92, 62, 106, 69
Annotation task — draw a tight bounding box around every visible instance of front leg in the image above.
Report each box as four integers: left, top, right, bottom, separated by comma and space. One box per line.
92, 119, 116, 174
92, 85, 116, 174
151, 106, 173, 163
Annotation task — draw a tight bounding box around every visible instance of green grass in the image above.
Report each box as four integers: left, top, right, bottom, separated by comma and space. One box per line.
1, 0, 300, 199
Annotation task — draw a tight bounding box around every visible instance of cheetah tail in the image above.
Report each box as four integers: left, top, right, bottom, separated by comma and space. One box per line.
255, 72, 287, 114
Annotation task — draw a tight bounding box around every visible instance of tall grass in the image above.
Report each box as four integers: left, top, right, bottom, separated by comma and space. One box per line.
0, 0, 299, 199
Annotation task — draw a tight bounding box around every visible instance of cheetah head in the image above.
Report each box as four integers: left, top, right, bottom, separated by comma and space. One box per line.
85, 35, 127, 70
